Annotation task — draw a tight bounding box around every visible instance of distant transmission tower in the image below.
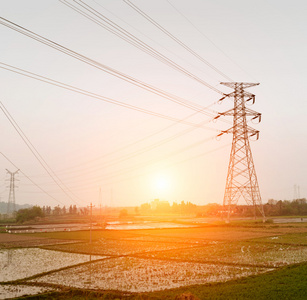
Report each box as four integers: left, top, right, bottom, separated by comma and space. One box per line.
293, 184, 300, 201
6, 169, 19, 214
215, 82, 265, 222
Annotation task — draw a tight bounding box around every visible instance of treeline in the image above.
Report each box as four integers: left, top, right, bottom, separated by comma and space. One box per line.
140, 199, 198, 214
15, 204, 86, 223
42, 205, 79, 216
200, 199, 307, 217
138, 198, 307, 217
264, 198, 307, 216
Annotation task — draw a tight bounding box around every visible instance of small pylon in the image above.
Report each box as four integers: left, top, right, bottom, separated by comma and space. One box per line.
215, 82, 265, 222
6, 169, 19, 214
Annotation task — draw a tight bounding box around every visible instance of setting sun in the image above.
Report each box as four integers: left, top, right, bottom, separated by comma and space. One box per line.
152, 173, 173, 196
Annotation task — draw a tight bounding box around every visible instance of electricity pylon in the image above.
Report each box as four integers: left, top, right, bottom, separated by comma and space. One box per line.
215, 82, 265, 222
6, 169, 19, 214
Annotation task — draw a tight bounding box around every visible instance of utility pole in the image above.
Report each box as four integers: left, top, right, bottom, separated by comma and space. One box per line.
215, 82, 265, 222
6, 169, 19, 215
88, 202, 95, 243
99, 187, 102, 216
87, 202, 94, 286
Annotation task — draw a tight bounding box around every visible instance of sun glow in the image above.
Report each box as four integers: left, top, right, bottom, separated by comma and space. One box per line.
152, 173, 173, 198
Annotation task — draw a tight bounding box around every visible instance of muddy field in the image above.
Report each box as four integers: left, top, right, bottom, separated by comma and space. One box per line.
0, 233, 80, 249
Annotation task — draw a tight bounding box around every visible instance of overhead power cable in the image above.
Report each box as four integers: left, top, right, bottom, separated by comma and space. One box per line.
0, 16, 221, 115
165, 0, 257, 81
53, 141, 230, 192
93, 136, 219, 182
49, 135, 217, 189
50, 117, 218, 181
0, 63, 230, 193
123, 0, 232, 81
0, 101, 82, 205
59, 0, 224, 94
0, 63, 232, 182
0, 63, 223, 130
91, 0, 219, 80
55, 101, 223, 175
25, 110, 220, 182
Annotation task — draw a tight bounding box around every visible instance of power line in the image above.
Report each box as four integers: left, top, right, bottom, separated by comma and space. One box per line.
0, 66, 224, 201
46, 128, 217, 184
165, 0, 258, 82
41, 101, 220, 176
0, 15, 221, 115
75, 143, 231, 193
26, 121, 218, 185
14, 119, 220, 190
123, 0, 232, 81
0, 62, 221, 129
0, 101, 82, 206
0, 63, 232, 184
59, 0, 224, 94
24, 105, 221, 183
91, 0, 221, 81
48, 139, 230, 192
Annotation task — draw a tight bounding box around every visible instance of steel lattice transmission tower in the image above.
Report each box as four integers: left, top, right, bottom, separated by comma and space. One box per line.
6, 169, 19, 215
215, 82, 265, 222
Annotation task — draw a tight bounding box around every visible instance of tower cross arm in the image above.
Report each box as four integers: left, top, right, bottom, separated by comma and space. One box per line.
214, 108, 235, 120
220, 82, 260, 89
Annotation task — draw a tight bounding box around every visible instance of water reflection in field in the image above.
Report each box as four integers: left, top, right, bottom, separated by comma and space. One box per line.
0, 248, 105, 282
273, 218, 306, 223
5, 221, 197, 233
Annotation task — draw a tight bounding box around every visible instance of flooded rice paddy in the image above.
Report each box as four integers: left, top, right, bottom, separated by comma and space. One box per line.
134, 241, 307, 267
1, 220, 307, 299
31, 257, 270, 292
0, 248, 105, 282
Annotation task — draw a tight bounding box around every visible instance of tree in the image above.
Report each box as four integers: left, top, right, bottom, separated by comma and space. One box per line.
140, 203, 151, 213
80, 207, 89, 215
53, 205, 61, 215
16, 206, 44, 223
46, 206, 52, 215
268, 199, 278, 206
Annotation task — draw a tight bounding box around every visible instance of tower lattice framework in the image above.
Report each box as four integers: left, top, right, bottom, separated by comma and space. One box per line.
6, 169, 19, 215
215, 82, 265, 222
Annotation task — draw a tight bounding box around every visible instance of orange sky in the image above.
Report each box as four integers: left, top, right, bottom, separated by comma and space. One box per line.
0, 0, 306, 208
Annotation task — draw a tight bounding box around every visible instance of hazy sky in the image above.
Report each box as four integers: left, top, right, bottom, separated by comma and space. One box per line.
0, 0, 306, 208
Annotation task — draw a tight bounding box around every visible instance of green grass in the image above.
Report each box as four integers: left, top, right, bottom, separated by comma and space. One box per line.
151, 263, 307, 300
16, 263, 307, 299
253, 232, 307, 245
